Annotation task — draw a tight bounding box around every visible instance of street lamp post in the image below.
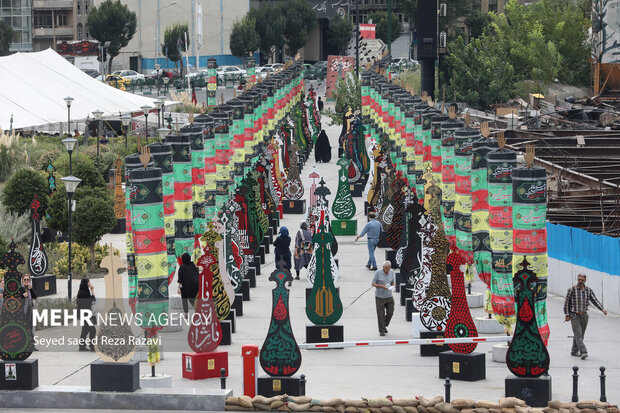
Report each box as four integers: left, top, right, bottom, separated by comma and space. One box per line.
62, 137, 77, 175
92, 109, 104, 170
157, 127, 170, 142
61, 175, 82, 301
64, 96, 74, 136
156, 1, 177, 68
155, 64, 161, 94
154, 99, 165, 128
121, 114, 131, 150
141, 105, 153, 143
162, 77, 170, 94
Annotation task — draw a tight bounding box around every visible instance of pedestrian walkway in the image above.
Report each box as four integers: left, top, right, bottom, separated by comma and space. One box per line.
26, 90, 619, 406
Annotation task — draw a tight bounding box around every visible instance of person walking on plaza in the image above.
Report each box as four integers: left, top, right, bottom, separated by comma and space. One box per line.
177, 253, 199, 315
294, 221, 313, 280
372, 261, 395, 336
77, 278, 96, 351
274, 226, 292, 271
355, 212, 383, 270
563, 273, 608, 359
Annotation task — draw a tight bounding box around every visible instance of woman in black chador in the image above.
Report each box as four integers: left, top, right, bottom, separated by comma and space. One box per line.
177, 253, 199, 315
314, 128, 332, 163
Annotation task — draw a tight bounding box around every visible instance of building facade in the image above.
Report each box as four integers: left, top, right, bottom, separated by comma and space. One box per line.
2, 0, 33, 52
93, 0, 249, 73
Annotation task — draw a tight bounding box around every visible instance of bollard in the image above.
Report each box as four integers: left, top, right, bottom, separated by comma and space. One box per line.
444, 377, 451, 403
600, 366, 607, 402
220, 368, 227, 389
299, 374, 306, 396
572, 366, 579, 402
467, 283, 472, 295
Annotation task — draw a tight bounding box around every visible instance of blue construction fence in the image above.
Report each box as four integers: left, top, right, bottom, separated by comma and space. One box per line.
142, 53, 260, 71
547, 222, 620, 276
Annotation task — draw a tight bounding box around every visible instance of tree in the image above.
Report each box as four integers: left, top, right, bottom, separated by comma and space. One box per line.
281, 0, 316, 55
1, 169, 49, 216
53, 153, 106, 189
162, 23, 190, 74
87, 0, 137, 73
325, 74, 361, 126
327, 15, 354, 56
465, 11, 493, 39
230, 16, 259, 59
249, 3, 285, 62
47, 185, 116, 271
0, 20, 12, 57
368, 11, 403, 46
444, 35, 516, 109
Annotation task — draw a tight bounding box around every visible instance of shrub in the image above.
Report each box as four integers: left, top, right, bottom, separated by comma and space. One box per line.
0, 203, 30, 244
1, 168, 49, 216
46, 242, 110, 278
53, 152, 105, 189
323, 73, 361, 126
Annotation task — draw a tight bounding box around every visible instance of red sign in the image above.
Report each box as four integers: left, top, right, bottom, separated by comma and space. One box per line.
360, 24, 376, 39
326, 55, 355, 99
56, 40, 99, 56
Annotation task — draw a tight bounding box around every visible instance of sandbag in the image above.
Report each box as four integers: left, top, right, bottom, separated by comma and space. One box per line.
228, 396, 255, 409
461, 409, 476, 413
515, 406, 531, 413
420, 397, 444, 408
427, 407, 441, 413
476, 401, 500, 409
418, 406, 429, 413
366, 399, 394, 408
225, 406, 255, 411
358, 409, 370, 413
271, 401, 285, 410
309, 405, 323, 412
368, 408, 382, 413
288, 396, 314, 405
549, 402, 575, 410
253, 402, 272, 411
499, 398, 526, 408
321, 399, 345, 407
254, 395, 283, 405
345, 401, 369, 408
289, 403, 312, 412
322, 407, 337, 412
381, 407, 394, 413
278, 406, 292, 412
392, 406, 407, 413
475, 409, 489, 413
404, 407, 419, 413
393, 400, 420, 407
452, 400, 477, 409
578, 402, 609, 410
543, 407, 558, 413
345, 407, 360, 413
435, 402, 460, 413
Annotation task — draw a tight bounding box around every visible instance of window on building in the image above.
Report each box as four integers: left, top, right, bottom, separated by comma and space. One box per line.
85, 23, 89, 38
488, 0, 498, 13
77, 23, 82, 39
77, 1, 81, 14
33, 11, 52, 28
84, 1, 88, 14
55, 11, 67, 27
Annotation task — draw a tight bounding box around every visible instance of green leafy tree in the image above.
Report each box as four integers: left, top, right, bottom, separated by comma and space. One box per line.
230, 16, 259, 59
162, 23, 190, 74
282, 0, 316, 55
1, 169, 49, 216
327, 15, 354, 56
47, 185, 116, 271
87, 0, 137, 72
0, 20, 12, 56
324, 74, 361, 126
249, 3, 286, 62
53, 153, 106, 189
444, 35, 516, 109
368, 11, 403, 46
465, 10, 493, 39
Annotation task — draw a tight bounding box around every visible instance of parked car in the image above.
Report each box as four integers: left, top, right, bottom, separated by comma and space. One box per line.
313, 61, 327, 79
263, 63, 284, 72
81, 69, 99, 78
112, 70, 145, 81
390, 57, 418, 71
104, 74, 131, 88
185, 69, 209, 79
215, 65, 246, 77
255, 66, 273, 79
147, 69, 183, 79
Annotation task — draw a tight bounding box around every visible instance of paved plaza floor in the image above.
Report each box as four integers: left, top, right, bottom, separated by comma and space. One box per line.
10, 90, 619, 411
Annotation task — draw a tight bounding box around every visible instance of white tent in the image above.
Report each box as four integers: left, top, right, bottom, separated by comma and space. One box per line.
0, 49, 161, 131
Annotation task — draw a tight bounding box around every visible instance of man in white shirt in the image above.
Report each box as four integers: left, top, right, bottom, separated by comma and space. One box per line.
372, 260, 395, 336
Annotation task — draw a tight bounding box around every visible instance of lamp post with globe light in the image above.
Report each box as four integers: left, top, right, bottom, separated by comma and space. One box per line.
62, 137, 77, 175
141, 105, 153, 143
157, 127, 170, 142
61, 175, 81, 300
121, 114, 131, 150
154, 99, 164, 128
64, 96, 74, 136
92, 109, 104, 170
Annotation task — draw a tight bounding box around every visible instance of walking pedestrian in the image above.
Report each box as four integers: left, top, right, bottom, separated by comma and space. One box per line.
372, 261, 395, 336
294, 221, 313, 280
273, 226, 292, 271
177, 253, 199, 315
77, 278, 96, 351
318, 96, 324, 112
355, 212, 383, 270
315, 129, 332, 163
563, 273, 608, 359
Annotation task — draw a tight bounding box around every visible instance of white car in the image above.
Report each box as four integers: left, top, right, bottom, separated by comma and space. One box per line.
112, 70, 145, 80
216, 65, 246, 77
262, 63, 283, 72
255, 66, 273, 79
185, 69, 209, 79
